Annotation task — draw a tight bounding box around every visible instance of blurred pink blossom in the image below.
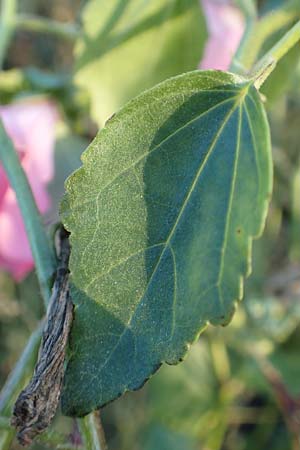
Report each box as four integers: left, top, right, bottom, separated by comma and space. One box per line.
200, 0, 245, 70
0, 99, 58, 281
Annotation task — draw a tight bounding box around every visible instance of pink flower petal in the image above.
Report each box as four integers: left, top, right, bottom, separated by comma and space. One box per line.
0, 98, 58, 281
200, 0, 245, 71
0, 99, 58, 183
0, 189, 33, 265
0, 165, 9, 205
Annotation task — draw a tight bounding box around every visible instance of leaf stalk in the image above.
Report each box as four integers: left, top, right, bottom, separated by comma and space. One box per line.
78, 412, 107, 450
230, 1, 300, 75
251, 20, 300, 88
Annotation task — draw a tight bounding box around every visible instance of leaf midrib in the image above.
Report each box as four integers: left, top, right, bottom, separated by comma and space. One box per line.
87, 93, 245, 380
216, 105, 242, 310
66, 93, 238, 213
83, 93, 238, 291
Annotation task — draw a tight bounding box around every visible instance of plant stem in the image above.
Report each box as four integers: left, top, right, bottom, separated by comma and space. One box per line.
0, 322, 43, 415
0, 429, 15, 450
0, 121, 56, 305
230, 18, 255, 74
0, 417, 10, 429
0, 0, 17, 69
209, 332, 231, 383
15, 14, 80, 41
78, 412, 107, 450
252, 20, 300, 88
230, 0, 300, 75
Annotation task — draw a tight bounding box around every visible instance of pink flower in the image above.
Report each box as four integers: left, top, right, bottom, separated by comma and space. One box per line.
200, 0, 245, 70
0, 99, 58, 281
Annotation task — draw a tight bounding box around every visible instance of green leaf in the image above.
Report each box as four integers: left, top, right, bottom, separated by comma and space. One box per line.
74, 0, 206, 126
47, 125, 88, 223
141, 424, 198, 450
146, 341, 228, 449
271, 347, 300, 396
147, 342, 218, 429
60, 70, 273, 416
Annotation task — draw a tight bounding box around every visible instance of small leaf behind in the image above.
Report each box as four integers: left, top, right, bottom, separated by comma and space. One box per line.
74, 0, 206, 126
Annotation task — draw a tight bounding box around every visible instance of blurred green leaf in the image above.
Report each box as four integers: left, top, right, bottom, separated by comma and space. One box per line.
246, 296, 300, 343
271, 348, 300, 396
141, 424, 198, 450
60, 70, 272, 416
147, 342, 219, 433
47, 125, 89, 224
146, 341, 229, 449
241, 420, 292, 450
0, 69, 25, 94
74, 0, 207, 126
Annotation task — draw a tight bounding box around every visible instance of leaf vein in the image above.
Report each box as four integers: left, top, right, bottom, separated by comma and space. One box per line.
66, 95, 238, 213
216, 105, 242, 311
86, 95, 243, 376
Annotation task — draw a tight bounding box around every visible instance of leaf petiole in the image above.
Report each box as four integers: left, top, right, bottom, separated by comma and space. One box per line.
230, 0, 300, 75
251, 20, 300, 89
78, 412, 107, 450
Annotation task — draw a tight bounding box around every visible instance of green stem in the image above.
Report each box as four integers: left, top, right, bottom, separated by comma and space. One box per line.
15, 14, 80, 41
0, 429, 15, 450
231, 0, 300, 75
251, 20, 300, 88
230, 18, 255, 74
0, 417, 10, 429
209, 333, 231, 384
0, 0, 17, 69
0, 121, 56, 305
0, 322, 43, 415
78, 412, 107, 450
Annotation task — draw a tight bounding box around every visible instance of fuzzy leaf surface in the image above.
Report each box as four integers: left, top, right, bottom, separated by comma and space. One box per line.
60, 70, 272, 416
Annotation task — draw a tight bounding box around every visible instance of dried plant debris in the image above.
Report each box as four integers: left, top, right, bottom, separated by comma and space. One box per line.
11, 227, 73, 446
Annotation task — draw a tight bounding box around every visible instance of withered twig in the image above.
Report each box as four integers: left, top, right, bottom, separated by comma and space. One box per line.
256, 355, 300, 450
11, 227, 73, 446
